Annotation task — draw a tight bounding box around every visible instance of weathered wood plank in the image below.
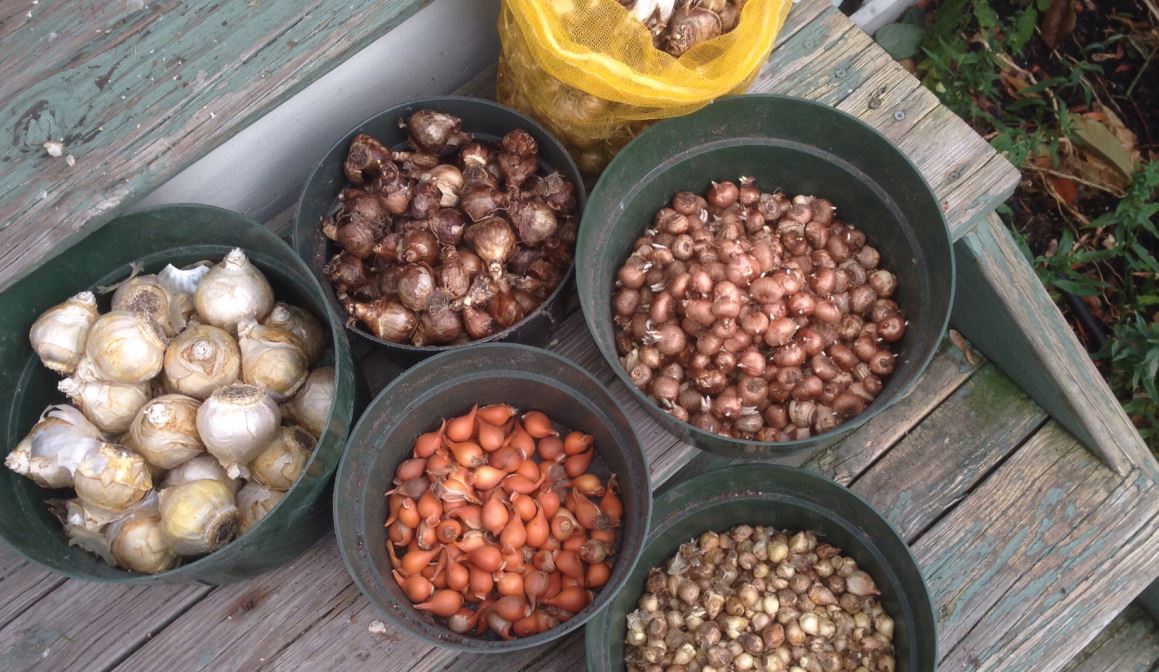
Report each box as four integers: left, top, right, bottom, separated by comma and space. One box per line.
941, 465, 1159, 671
1061, 604, 1159, 672
911, 422, 1146, 661
0, 547, 66, 631
0, 580, 211, 672
851, 363, 1048, 542
0, 0, 430, 292
113, 536, 360, 672
952, 213, 1156, 480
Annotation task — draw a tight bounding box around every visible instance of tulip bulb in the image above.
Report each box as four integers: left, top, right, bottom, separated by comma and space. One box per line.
4, 405, 103, 488
158, 479, 240, 555
58, 375, 152, 434
282, 367, 334, 437
238, 319, 309, 401
196, 384, 281, 479
193, 248, 274, 334
29, 291, 99, 375
162, 454, 241, 493
263, 302, 327, 365
128, 394, 205, 469
236, 481, 286, 532
249, 426, 313, 491
73, 443, 153, 515
85, 310, 168, 384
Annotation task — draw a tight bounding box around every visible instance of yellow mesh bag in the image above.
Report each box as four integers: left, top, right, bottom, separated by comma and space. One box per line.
497, 0, 791, 176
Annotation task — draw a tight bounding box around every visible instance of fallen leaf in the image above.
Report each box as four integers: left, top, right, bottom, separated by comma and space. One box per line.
949, 329, 980, 366
1040, 0, 1077, 49
1000, 70, 1032, 97
1048, 175, 1078, 204
1070, 114, 1137, 179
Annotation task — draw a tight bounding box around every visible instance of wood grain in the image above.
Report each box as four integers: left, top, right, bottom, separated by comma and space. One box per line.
0, 0, 429, 292
942, 464, 1159, 670
953, 213, 1156, 479
911, 422, 1158, 665
0, 547, 66, 631
851, 362, 1048, 542
0, 580, 211, 672
1061, 604, 1159, 672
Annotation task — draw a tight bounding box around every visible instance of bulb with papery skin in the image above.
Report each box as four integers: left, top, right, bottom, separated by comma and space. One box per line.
158, 480, 240, 555
4, 405, 103, 488
193, 248, 274, 334
85, 310, 168, 384
29, 291, 99, 375
237, 319, 309, 401
196, 384, 280, 479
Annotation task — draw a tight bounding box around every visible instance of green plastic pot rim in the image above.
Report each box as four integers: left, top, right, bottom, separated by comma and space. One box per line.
292, 96, 587, 355
584, 463, 938, 668
0, 203, 355, 584
333, 342, 653, 653
581, 93, 956, 455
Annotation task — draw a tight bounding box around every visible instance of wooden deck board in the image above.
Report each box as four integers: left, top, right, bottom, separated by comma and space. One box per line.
913, 422, 1159, 666
0, 580, 211, 672
0, 0, 429, 292
850, 363, 1049, 542
0, 547, 66, 631
1062, 604, 1159, 672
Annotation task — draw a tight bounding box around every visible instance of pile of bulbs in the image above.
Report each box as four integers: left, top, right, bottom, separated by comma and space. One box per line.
5, 249, 335, 574
612, 179, 906, 441
620, 0, 747, 57
386, 404, 622, 640
323, 109, 579, 346
625, 525, 897, 672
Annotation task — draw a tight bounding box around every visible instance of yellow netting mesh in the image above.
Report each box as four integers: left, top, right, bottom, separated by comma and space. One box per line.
497, 0, 791, 176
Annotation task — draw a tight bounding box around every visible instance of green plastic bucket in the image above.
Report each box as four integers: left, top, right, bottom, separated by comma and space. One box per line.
584, 464, 937, 671
0, 204, 356, 584
334, 343, 652, 652
576, 94, 956, 462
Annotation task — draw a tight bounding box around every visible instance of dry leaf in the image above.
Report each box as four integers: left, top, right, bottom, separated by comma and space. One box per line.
1070, 114, 1137, 179
1048, 175, 1078, 204
949, 329, 980, 366
1041, 0, 1077, 49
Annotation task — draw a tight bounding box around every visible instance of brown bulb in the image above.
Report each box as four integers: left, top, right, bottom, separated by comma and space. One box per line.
350, 298, 416, 343
397, 264, 436, 312
404, 109, 467, 154
510, 200, 558, 248
343, 133, 392, 184
465, 217, 517, 279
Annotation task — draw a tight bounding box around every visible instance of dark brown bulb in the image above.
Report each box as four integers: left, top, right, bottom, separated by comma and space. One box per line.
404, 109, 467, 154
510, 200, 558, 248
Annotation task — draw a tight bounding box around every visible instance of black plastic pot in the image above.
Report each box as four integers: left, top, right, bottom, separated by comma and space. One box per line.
0, 205, 357, 584
333, 343, 651, 652
584, 464, 937, 671
576, 94, 955, 461
293, 96, 586, 363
